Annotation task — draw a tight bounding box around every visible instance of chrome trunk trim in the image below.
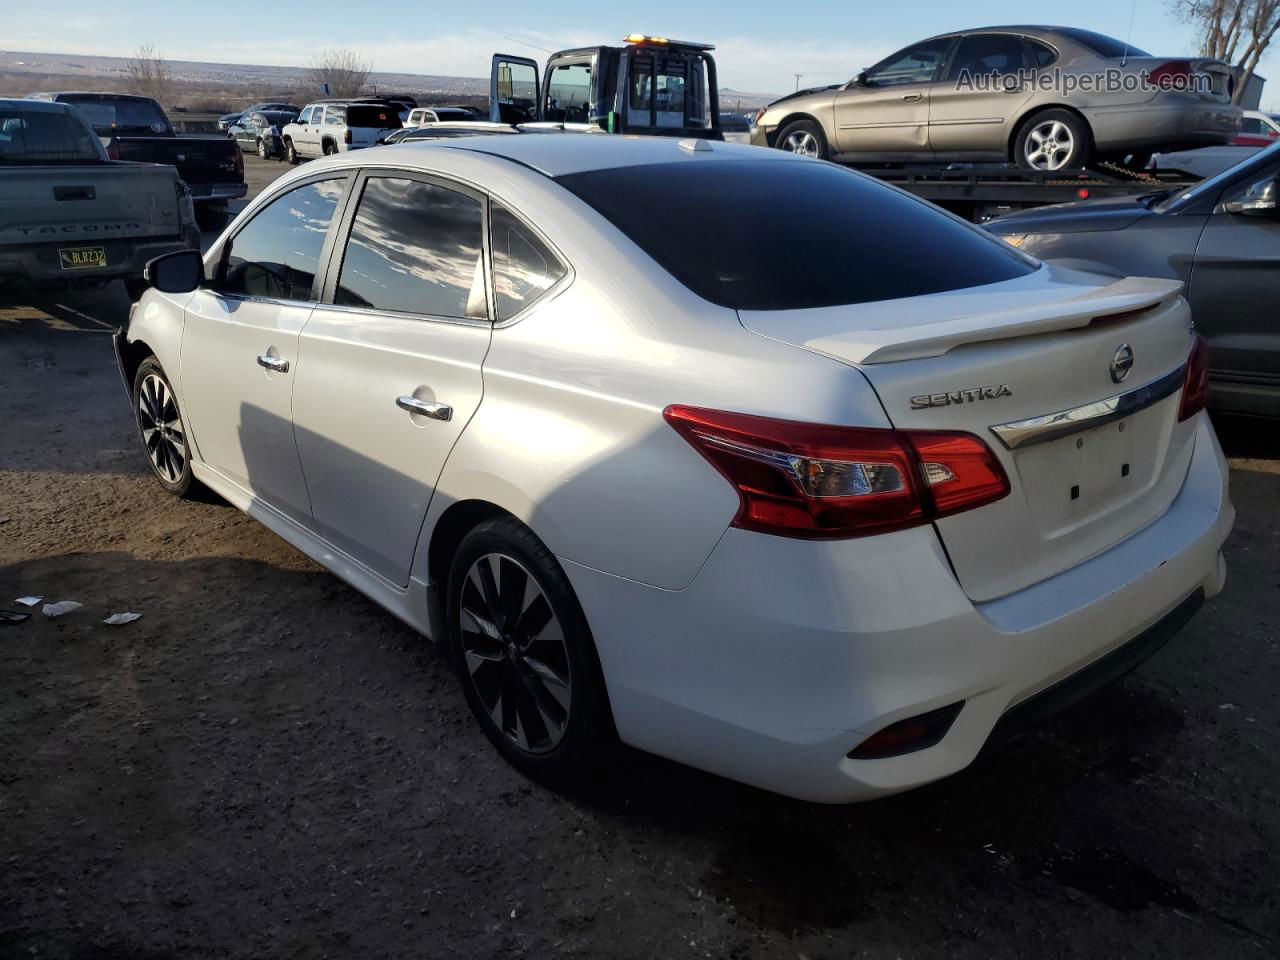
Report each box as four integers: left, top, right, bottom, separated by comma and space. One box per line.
989, 365, 1186, 451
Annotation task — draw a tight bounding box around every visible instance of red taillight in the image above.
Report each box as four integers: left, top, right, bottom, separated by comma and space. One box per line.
1178, 333, 1210, 422
1147, 59, 1194, 91
105, 138, 120, 160
344, 129, 353, 144
663, 406, 1010, 539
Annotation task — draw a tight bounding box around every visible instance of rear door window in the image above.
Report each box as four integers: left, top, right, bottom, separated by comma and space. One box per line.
334, 176, 486, 318
217, 178, 347, 300
556, 160, 1035, 311
490, 201, 567, 320
946, 34, 1028, 81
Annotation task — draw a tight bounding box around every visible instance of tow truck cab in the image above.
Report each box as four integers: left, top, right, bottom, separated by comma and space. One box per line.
490, 35, 722, 139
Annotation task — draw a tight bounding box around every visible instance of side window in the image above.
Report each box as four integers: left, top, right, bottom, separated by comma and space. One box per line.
217, 178, 346, 300
325, 107, 343, 126
297, 107, 313, 124
335, 176, 486, 319
947, 34, 1027, 81
1027, 39, 1058, 69
546, 62, 592, 123
490, 201, 567, 320
866, 38, 954, 86
1240, 117, 1264, 135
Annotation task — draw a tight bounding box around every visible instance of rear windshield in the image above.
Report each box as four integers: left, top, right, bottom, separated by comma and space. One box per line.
0, 108, 102, 163
346, 106, 402, 129
556, 160, 1036, 311
1056, 28, 1150, 59
60, 96, 169, 135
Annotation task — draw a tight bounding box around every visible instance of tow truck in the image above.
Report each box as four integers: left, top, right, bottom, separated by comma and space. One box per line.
487, 35, 723, 139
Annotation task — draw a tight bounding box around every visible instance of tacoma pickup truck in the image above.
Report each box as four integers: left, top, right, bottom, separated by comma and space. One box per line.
27, 92, 245, 228
0, 98, 199, 300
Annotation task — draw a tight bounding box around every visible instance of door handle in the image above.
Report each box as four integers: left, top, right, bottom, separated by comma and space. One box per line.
396, 396, 453, 421
256, 354, 290, 373
902, 93, 923, 103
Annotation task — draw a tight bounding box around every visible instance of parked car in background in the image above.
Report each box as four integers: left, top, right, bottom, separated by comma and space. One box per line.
119, 136, 1230, 802
406, 106, 478, 126
988, 141, 1280, 417
281, 101, 403, 162
229, 109, 299, 158
752, 26, 1240, 170
719, 113, 752, 144
1232, 109, 1280, 146
27, 92, 246, 228
218, 101, 299, 132
385, 123, 523, 144
0, 99, 198, 300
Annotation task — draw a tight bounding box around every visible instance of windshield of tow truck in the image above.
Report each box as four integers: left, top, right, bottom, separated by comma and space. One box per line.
627, 53, 709, 129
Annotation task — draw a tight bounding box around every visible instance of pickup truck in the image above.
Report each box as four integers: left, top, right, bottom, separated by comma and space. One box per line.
0, 98, 199, 300
26, 92, 246, 228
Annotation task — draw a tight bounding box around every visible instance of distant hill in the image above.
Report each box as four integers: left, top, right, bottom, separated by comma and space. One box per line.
0, 49, 780, 112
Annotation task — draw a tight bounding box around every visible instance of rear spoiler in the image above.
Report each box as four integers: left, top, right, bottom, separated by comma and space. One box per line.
807, 276, 1185, 365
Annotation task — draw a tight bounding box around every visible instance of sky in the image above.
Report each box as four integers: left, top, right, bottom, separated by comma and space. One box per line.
6, 0, 1278, 101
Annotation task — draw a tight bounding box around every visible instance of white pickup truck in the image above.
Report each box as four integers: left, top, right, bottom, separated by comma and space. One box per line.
0, 98, 199, 300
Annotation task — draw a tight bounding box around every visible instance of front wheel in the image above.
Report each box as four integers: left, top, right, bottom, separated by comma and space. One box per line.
447, 517, 613, 784
1015, 109, 1091, 172
257, 138, 269, 160
132, 357, 200, 499
284, 139, 299, 165
775, 118, 828, 160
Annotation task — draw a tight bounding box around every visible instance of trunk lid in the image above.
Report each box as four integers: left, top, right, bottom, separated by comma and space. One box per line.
0, 163, 183, 245
739, 266, 1199, 601
1124, 56, 1235, 103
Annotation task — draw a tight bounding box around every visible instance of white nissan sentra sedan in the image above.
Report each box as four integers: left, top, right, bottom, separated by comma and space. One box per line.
117, 135, 1233, 803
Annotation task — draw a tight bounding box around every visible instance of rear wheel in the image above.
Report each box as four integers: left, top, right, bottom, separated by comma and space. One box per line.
132, 357, 200, 499
775, 117, 828, 160
322, 140, 337, 156
1015, 109, 1091, 172
447, 517, 612, 784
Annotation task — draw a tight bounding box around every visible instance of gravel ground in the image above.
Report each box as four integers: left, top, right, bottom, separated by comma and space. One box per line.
0, 157, 1277, 958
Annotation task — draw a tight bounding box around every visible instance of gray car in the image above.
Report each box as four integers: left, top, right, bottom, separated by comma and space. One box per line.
752, 26, 1240, 170
985, 141, 1280, 417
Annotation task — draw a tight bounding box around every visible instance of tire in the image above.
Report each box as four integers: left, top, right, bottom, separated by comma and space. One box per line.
284, 139, 299, 165
132, 357, 200, 499
1014, 109, 1091, 172
775, 117, 828, 160
257, 138, 269, 160
322, 140, 337, 156
446, 517, 613, 784
194, 203, 227, 231
124, 277, 148, 303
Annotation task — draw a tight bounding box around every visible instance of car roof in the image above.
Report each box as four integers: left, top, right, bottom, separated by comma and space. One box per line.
0, 97, 74, 113
38, 91, 157, 101
430, 133, 796, 177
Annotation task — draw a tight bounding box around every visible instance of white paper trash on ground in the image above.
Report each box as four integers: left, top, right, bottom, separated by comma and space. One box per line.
103, 613, 143, 626
42, 601, 84, 618
15, 597, 43, 607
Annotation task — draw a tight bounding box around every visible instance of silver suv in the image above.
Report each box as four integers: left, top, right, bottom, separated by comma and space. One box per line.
281, 101, 402, 162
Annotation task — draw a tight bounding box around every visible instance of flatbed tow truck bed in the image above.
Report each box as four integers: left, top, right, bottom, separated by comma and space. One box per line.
854, 161, 1199, 221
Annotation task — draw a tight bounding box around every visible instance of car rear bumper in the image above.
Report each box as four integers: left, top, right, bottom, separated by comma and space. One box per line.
565, 412, 1233, 803
188, 182, 247, 203
1090, 100, 1241, 151
0, 229, 200, 285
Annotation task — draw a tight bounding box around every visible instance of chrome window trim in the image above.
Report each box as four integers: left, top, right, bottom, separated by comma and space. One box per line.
990, 365, 1186, 451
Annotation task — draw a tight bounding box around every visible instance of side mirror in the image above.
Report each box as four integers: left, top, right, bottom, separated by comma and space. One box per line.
1223, 175, 1280, 217
144, 249, 204, 294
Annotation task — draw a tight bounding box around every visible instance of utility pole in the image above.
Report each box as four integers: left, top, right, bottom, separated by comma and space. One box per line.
793, 73, 804, 91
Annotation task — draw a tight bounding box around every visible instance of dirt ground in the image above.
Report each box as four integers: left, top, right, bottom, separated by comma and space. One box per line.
1, 156, 1278, 958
